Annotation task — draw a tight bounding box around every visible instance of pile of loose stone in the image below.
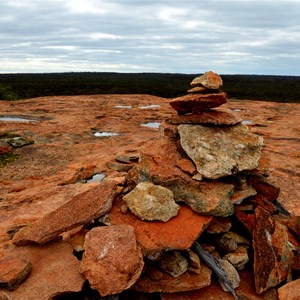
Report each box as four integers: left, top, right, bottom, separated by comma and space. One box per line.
1, 71, 299, 300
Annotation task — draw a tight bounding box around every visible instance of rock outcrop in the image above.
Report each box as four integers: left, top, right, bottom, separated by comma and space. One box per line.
0, 71, 299, 299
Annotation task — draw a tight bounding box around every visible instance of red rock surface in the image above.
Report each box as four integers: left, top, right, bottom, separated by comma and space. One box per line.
109, 197, 212, 257
0, 93, 299, 300
81, 225, 144, 296
13, 180, 118, 245
1, 96, 298, 247
0, 241, 85, 299
169, 92, 227, 114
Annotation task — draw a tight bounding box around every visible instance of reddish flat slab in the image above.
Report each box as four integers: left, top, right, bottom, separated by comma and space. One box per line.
108, 197, 212, 257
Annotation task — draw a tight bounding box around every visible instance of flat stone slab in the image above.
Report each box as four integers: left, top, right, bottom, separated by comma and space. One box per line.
169, 92, 227, 114
169, 108, 242, 125
108, 197, 212, 257
178, 123, 264, 179
81, 225, 144, 296
13, 181, 118, 245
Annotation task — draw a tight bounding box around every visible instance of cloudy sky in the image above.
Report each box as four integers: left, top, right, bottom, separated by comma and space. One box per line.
1, 0, 299, 75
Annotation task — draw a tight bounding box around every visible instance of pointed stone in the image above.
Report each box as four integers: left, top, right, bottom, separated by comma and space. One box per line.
178, 124, 264, 179
190, 71, 223, 89
81, 225, 144, 296
169, 92, 227, 115
123, 182, 179, 222
13, 181, 118, 245
170, 108, 242, 126
253, 206, 294, 294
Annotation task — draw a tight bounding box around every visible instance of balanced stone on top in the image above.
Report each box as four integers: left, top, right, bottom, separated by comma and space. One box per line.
190, 71, 223, 90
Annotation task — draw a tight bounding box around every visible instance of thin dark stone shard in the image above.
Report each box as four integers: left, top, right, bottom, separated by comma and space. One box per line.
192, 241, 239, 300
273, 199, 291, 217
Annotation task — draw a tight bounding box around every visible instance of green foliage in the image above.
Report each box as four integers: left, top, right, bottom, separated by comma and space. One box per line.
0, 72, 299, 103
0, 152, 20, 167
0, 83, 20, 100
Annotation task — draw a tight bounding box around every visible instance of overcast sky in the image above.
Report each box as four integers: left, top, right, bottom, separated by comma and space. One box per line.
1, 0, 299, 75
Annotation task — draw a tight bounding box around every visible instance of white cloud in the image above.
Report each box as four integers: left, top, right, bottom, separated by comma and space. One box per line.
89, 33, 123, 40
0, 0, 299, 74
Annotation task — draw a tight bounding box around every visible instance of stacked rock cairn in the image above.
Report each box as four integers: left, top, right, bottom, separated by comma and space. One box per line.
5, 71, 297, 300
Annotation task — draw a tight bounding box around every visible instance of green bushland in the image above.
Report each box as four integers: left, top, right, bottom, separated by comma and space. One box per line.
0, 72, 299, 103
0, 83, 20, 100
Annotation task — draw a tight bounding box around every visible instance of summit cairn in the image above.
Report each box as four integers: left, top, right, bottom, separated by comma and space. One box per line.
168, 70, 264, 180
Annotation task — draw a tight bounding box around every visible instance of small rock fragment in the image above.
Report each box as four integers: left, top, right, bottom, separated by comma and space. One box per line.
123, 182, 179, 222
205, 217, 232, 234
7, 136, 34, 148
159, 251, 189, 278
81, 225, 144, 296
0, 258, 32, 291
175, 158, 197, 176
218, 259, 240, 292
187, 250, 201, 274
223, 246, 249, 270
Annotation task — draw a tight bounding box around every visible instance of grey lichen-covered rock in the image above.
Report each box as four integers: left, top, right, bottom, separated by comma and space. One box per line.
123, 182, 179, 222
178, 124, 263, 179
165, 179, 235, 217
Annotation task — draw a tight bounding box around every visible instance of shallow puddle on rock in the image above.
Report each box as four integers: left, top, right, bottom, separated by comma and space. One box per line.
115, 105, 132, 109
241, 120, 253, 125
140, 122, 161, 129
86, 173, 106, 183
0, 116, 37, 122
94, 132, 120, 137
139, 104, 160, 109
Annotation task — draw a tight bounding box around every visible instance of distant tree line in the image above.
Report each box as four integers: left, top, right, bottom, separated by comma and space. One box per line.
0, 72, 299, 103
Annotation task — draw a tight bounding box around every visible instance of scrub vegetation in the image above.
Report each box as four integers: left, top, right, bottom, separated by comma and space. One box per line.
0, 72, 299, 103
